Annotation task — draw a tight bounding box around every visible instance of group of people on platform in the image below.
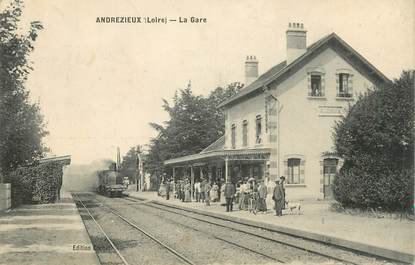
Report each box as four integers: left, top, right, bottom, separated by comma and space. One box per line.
222, 176, 286, 217
159, 174, 287, 217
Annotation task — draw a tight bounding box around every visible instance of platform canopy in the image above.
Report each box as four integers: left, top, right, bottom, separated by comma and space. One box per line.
39, 155, 71, 166
163, 136, 271, 183
164, 136, 270, 167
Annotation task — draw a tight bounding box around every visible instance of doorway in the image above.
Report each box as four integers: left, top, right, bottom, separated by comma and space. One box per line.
323, 158, 338, 199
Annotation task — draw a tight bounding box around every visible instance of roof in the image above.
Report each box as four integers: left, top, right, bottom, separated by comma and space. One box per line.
200, 136, 225, 153
164, 147, 270, 166
218, 33, 391, 108
39, 155, 71, 165
218, 61, 287, 108
164, 135, 271, 166
164, 136, 224, 166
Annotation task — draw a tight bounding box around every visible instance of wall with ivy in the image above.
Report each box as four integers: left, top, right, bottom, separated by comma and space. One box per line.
7, 161, 64, 207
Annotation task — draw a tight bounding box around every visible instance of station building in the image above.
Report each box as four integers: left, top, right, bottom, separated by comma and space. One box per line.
164, 23, 390, 200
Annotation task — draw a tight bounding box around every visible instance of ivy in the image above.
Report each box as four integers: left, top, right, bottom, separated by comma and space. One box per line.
7, 161, 64, 207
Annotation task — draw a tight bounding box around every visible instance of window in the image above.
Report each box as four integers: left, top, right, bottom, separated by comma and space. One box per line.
287, 158, 300, 184
336, 72, 353, 98
286, 158, 305, 184
307, 70, 325, 97
231, 124, 236, 149
242, 120, 248, 147
310, 75, 323, 96
255, 115, 262, 144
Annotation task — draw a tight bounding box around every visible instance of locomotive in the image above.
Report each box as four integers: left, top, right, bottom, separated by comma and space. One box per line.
96, 163, 126, 197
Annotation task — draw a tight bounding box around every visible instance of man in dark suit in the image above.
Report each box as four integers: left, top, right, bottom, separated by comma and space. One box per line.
165, 176, 170, 200
273, 180, 284, 216
224, 181, 236, 212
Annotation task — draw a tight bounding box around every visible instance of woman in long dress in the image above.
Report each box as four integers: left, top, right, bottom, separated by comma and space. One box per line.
168, 180, 174, 199
184, 181, 191, 202
239, 182, 247, 210
210, 182, 219, 202
220, 183, 226, 205
204, 181, 211, 206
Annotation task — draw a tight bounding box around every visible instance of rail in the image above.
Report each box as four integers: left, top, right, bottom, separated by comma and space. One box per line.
123, 196, 372, 265
76, 193, 195, 265
73, 194, 130, 265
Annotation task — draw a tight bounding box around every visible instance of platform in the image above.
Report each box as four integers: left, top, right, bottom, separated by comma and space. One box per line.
0, 192, 100, 265
128, 191, 415, 264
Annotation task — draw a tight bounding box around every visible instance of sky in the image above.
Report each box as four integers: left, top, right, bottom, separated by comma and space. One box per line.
10, 0, 415, 164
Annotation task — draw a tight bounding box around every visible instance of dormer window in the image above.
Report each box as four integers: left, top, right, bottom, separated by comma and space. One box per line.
307, 69, 325, 97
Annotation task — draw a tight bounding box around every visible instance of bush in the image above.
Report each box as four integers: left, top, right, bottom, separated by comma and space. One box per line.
334, 161, 413, 212
7, 161, 64, 207
333, 71, 414, 213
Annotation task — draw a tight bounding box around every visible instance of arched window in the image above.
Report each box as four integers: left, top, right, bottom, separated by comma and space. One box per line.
255, 115, 262, 144
231, 124, 236, 149
242, 120, 248, 147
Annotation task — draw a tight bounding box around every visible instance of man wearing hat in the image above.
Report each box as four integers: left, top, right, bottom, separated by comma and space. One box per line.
258, 180, 268, 212
272, 180, 284, 216
165, 174, 170, 200
224, 181, 236, 212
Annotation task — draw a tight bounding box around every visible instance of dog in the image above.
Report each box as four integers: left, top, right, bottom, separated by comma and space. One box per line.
285, 200, 302, 214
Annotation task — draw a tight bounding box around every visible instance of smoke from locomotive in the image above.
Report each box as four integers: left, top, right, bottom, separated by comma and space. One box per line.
96, 162, 126, 197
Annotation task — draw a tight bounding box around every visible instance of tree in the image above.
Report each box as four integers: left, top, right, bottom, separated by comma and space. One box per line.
333, 71, 414, 212
0, 0, 47, 179
205, 82, 242, 140
145, 82, 240, 177
119, 146, 138, 182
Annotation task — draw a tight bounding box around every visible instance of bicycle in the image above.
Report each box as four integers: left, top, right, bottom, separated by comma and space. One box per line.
247, 191, 259, 215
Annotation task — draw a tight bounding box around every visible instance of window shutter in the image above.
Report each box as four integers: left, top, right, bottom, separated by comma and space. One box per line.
348, 74, 353, 96
231, 124, 236, 149
283, 160, 288, 179
321, 74, 325, 96
335, 73, 339, 95
343, 76, 348, 93
224, 123, 227, 147
307, 75, 311, 96
234, 126, 236, 148
299, 160, 305, 184
265, 97, 268, 133
243, 120, 248, 147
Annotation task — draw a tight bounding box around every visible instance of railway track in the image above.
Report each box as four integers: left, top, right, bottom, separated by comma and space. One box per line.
89, 194, 285, 264
74, 194, 130, 265
73, 193, 196, 265
121, 196, 403, 265
117, 197, 288, 263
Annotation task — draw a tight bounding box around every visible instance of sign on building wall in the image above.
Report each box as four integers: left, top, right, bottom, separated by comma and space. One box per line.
318, 106, 345, 117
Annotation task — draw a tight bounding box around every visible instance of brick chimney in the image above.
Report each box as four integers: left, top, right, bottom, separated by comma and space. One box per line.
286, 22, 307, 65
245, 55, 258, 86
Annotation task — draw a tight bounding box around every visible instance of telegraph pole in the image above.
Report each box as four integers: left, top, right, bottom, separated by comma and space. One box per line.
116, 147, 121, 172
136, 145, 142, 192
